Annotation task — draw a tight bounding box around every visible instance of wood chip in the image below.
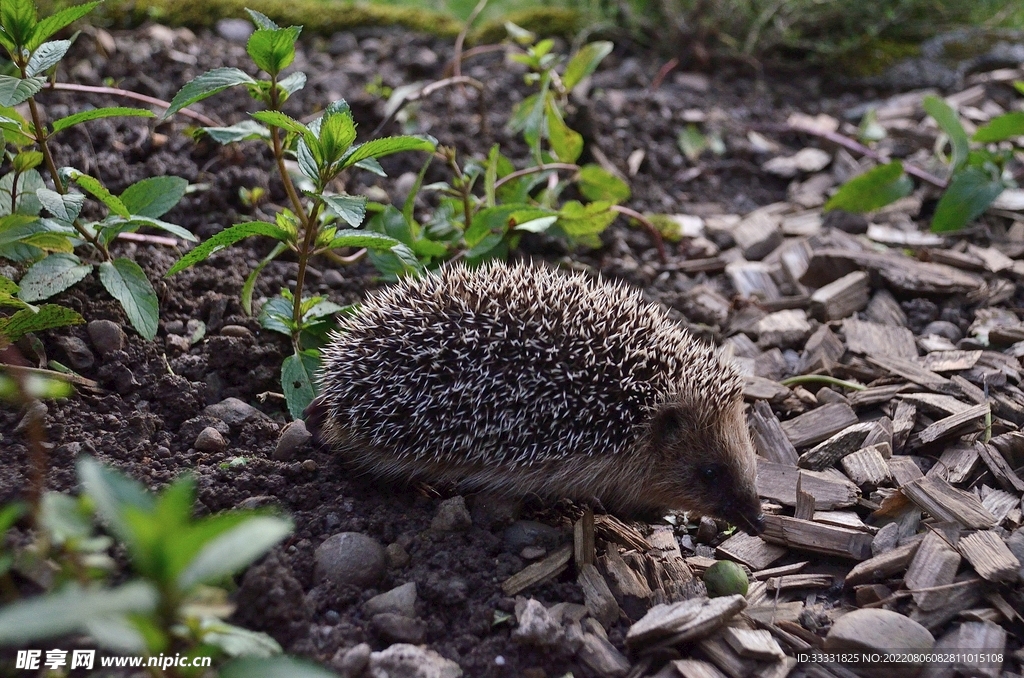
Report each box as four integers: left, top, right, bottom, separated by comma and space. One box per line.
867, 354, 954, 393
501, 544, 572, 595
797, 422, 875, 470
743, 376, 792, 403
696, 635, 759, 678
841, 444, 893, 487
909, 577, 983, 631
843, 317, 918, 359
891, 400, 916, 453
888, 455, 924, 486
914, 350, 982, 372
809, 270, 869, 320
733, 210, 783, 260
578, 563, 620, 628
671, 659, 728, 678
797, 324, 845, 373
574, 508, 596, 566
812, 510, 872, 532
751, 561, 809, 580
595, 514, 650, 552
625, 595, 747, 647
781, 402, 859, 448
899, 392, 974, 416
722, 627, 786, 661
727, 261, 781, 301
761, 515, 873, 560
958, 530, 1021, 583
748, 401, 799, 465
905, 530, 962, 610
909, 403, 989, 447
975, 441, 1024, 494
844, 537, 922, 586
756, 459, 859, 509
766, 573, 833, 591
928, 445, 980, 485
578, 631, 631, 677
715, 532, 787, 570
802, 248, 984, 295
602, 548, 653, 619
900, 476, 997, 528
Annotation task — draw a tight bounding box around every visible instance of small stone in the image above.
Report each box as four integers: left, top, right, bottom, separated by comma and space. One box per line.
57, 336, 94, 370
431, 496, 472, 532
194, 427, 227, 453
14, 400, 47, 435
314, 532, 386, 588
203, 397, 266, 428
219, 324, 253, 339
274, 419, 311, 461
825, 608, 934, 678
323, 269, 345, 288
301, 459, 317, 472
87, 319, 125, 355
512, 599, 562, 647
363, 581, 417, 617
823, 209, 869, 235
370, 613, 426, 644
164, 320, 185, 335
696, 516, 718, 544
332, 642, 371, 677
166, 334, 191, 354
386, 542, 410, 569
215, 18, 254, 42
503, 520, 563, 553
368, 644, 462, 678
520, 546, 546, 560
922, 320, 962, 343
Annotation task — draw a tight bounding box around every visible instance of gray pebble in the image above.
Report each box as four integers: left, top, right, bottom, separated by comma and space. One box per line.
216, 18, 254, 42
14, 400, 47, 435
194, 427, 227, 453
301, 459, 317, 472
203, 397, 266, 428
363, 581, 416, 617
385, 542, 410, 569
274, 419, 311, 461
219, 324, 253, 339
87, 319, 125, 355
323, 270, 345, 288
314, 532, 386, 588
503, 520, 563, 553
513, 598, 562, 647
57, 336, 95, 370
520, 546, 547, 560
824, 608, 933, 678
922, 320, 962, 343
696, 515, 718, 544
164, 319, 185, 335
430, 496, 472, 532
332, 642, 371, 678
370, 613, 426, 644
368, 644, 462, 678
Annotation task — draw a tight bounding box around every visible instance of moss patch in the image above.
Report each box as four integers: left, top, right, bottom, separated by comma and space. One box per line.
471, 7, 583, 44
835, 39, 921, 77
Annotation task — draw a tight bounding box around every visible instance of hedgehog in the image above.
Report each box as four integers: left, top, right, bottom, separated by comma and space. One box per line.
305, 261, 765, 535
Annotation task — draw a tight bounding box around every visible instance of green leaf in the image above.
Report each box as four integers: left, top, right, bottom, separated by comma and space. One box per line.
166, 221, 291, 275
98, 258, 158, 340
27, 1, 100, 50
177, 516, 292, 590
17, 231, 73, 252
465, 204, 545, 247
563, 41, 613, 91
546, 103, 583, 163
0, 75, 44, 106
246, 26, 300, 76
120, 176, 188, 218
557, 200, 617, 237
1, 0, 36, 47
282, 349, 319, 419
78, 457, 154, 549
322, 229, 402, 251
277, 71, 306, 97
163, 67, 256, 119
824, 161, 913, 213
318, 106, 357, 165
36, 187, 84, 222
577, 164, 630, 202
244, 8, 279, 29
258, 294, 293, 336
204, 120, 269, 144
513, 215, 558, 233
0, 502, 25, 535
0, 582, 156, 646
931, 166, 1004, 233
25, 39, 70, 76
61, 169, 130, 218
241, 242, 286, 316
319, 193, 366, 227
923, 95, 969, 170
251, 110, 312, 142
12, 150, 42, 172
17, 253, 92, 302
340, 135, 436, 169
0, 303, 83, 340
200, 620, 282, 658
972, 112, 1024, 143
220, 656, 341, 678
51, 107, 155, 134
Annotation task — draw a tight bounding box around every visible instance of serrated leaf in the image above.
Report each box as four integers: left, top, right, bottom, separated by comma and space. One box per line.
25, 39, 70, 76
98, 258, 158, 340
563, 41, 612, 91
178, 516, 292, 590
824, 161, 913, 213
167, 221, 291, 275
1, 0, 36, 47
250, 110, 313, 145
931, 166, 1004, 233
923, 95, 969, 170
972, 112, 1024, 143
12, 150, 42, 172
201, 620, 281, 659
0, 75, 44, 106
322, 229, 402, 251
61, 169, 129, 218
0, 303, 83, 340
281, 349, 319, 419
340, 135, 435, 169
296, 138, 320, 183
546, 103, 582, 163
220, 656, 340, 678
246, 26, 300, 76
203, 120, 269, 144
120, 176, 188, 218
27, 1, 99, 50
244, 8, 279, 30
557, 200, 617, 237
514, 215, 558, 233
577, 164, 630, 202
277, 71, 306, 97
241, 242, 286, 316
163, 67, 256, 119
17, 231, 72, 252
319, 193, 366, 227
258, 294, 293, 336
17, 252, 91, 302
36, 187, 84, 222
51, 107, 155, 134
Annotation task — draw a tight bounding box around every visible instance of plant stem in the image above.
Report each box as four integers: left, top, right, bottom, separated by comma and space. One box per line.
46, 82, 221, 127
447, 151, 474, 230
291, 202, 323, 346
779, 374, 867, 391
610, 205, 667, 264
492, 162, 581, 190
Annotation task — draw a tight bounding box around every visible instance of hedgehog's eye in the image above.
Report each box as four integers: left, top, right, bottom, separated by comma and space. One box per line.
700, 464, 722, 483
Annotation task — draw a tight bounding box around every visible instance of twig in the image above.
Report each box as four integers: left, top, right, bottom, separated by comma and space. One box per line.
492, 162, 581, 190
323, 247, 367, 265
649, 57, 678, 92
611, 205, 667, 264
371, 76, 488, 138
453, 0, 490, 84
46, 82, 221, 127
444, 44, 506, 77
1, 363, 101, 390
862, 578, 980, 608
779, 375, 867, 391
116, 232, 179, 247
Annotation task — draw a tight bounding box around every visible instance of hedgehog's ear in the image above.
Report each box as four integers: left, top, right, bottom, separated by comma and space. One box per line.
650, 403, 692, 446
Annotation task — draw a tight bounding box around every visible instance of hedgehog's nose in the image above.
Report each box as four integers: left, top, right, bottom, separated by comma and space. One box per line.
747, 512, 766, 536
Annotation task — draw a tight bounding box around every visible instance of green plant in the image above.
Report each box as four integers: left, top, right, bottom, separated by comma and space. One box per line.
162, 9, 436, 418
826, 91, 1024, 233
0, 274, 83, 351
0, 0, 194, 340
0, 458, 335, 677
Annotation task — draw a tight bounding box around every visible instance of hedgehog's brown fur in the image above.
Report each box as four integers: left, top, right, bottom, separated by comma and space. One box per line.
306, 262, 764, 534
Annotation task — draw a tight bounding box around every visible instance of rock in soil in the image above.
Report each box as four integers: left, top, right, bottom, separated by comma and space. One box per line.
368, 644, 462, 678
430, 496, 472, 532
314, 532, 387, 588
86, 319, 125, 356
363, 581, 417, 617
194, 426, 227, 453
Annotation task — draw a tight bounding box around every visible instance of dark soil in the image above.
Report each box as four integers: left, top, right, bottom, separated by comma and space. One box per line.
0, 22, 933, 677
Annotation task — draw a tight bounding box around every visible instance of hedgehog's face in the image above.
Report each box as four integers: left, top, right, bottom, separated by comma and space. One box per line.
648, 397, 765, 536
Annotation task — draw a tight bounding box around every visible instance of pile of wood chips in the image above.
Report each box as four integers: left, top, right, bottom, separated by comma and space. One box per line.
500, 66, 1024, 678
